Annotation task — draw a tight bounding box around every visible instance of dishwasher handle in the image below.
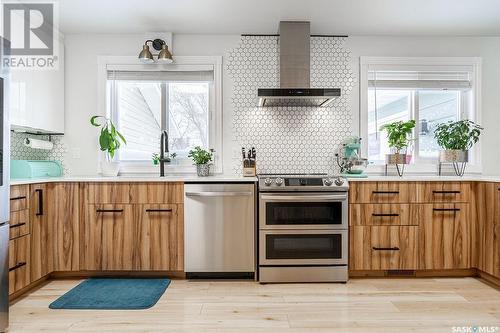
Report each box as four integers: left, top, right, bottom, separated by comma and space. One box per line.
185, 191, 253, 197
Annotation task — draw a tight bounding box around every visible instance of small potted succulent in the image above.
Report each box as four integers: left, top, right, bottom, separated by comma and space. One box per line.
90, 115, 126, 177
188, 146, 214, 177
380, 120, 416, 165
434, 120, 483, 175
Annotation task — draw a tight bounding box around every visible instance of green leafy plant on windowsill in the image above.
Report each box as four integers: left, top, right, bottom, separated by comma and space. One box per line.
188, 146, 215, 177
152, 152, 177, 165
90, 116, 126, 160
379, 120, 416, 155
434, 120, 483, 151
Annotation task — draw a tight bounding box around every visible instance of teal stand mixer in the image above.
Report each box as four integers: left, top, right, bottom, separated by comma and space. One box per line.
335, 136, 369, 178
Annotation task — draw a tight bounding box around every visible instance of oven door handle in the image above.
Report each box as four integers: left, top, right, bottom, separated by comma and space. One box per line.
260, 194, 347, 202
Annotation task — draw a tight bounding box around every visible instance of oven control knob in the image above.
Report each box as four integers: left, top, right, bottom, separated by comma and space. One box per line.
334, 177, 345, 186
323, 178, 333, 186
275, 177, 284, 186
264, 178, 273, 186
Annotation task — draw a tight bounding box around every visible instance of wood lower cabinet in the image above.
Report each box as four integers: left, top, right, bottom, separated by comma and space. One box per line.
349, 182, 418, 204
29, 183, 53, 281
350, 226, 418, 270
419, 203, 470, 270
350, 204, 418, 226
134, 204, 183, 271
48, 183, 80, 271
9, 235, 31, 295
9, 209, 30, 239
84, 204, 134, 271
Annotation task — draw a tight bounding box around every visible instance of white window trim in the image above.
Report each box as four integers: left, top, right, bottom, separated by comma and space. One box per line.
359, 56, 482, 175
97, 55, 223, 175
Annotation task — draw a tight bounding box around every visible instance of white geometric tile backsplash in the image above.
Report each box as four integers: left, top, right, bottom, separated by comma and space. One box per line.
10, 132, 70, 175
227, 36, 356, 175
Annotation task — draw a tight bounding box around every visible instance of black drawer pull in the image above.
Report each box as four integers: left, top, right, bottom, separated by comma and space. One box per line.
433, 208, 460, 212
372, 247, 400, 251
372, 213, 399, 217
145, 209, 172, 213
9, 262, 27, 272
10, 196, 26, 201
372, 191, 399, 194
96, 209, 124, 213
35, 189, 44, 216
10, 223, 27, 229
433, 190, 461, 194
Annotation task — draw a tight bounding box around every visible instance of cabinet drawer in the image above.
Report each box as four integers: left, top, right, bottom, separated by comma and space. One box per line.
350, 226, 418, 270
417, 182, 471, 203
86, 183, 184, 204
9, 209, 30, 239
350, 204, 418, 226
419, 203, 470, 269
9, 235, 31, 295
10, 185, 29, 212
349, 182, 417, 204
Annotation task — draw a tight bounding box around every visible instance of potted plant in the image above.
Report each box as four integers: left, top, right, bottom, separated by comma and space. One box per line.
380, 120, 416, 165
90, 115, 126, 177
152, 152, 177, 165
434, 120, 483, 175
188, 146, 214, 177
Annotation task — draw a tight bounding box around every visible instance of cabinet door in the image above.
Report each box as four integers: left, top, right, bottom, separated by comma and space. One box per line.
134, 204, 183, 271
84, 204, 134, 270
30, 184, 53, 281
419, 204, 470, 270
350, 226, 418, 270
48, 183, 80, 271
494, 185, 500, 278
349, 182, 417, 204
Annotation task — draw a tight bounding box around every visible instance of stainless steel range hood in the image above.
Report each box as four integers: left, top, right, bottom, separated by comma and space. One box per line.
257, 21, 341, 107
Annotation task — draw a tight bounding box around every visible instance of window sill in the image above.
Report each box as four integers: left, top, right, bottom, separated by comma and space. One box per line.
116, 163, 222, 176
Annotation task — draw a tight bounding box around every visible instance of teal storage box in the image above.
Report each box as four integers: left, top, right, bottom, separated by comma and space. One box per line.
10, 160, 63, 179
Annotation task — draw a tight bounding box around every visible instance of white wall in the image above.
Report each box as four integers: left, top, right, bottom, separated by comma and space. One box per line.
64, 34, 500, 176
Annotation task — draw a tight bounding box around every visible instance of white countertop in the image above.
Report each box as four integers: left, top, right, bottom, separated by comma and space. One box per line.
10, 174, 258, 185
348, 175, 500, 182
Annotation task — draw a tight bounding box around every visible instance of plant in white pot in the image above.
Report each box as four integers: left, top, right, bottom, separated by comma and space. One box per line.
188, 146, 214, 177
90, 115, 126, 177
380, 120, 416, 176
433, 119, 483, 176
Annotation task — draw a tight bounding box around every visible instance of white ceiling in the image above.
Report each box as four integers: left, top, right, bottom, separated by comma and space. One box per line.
59, 0, 500, 36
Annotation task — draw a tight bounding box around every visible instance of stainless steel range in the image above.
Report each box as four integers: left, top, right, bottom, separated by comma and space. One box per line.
258, 174, 349, 283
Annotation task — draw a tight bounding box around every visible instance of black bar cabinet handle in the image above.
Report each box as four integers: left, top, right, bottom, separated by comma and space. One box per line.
372, 247, 400, 251
35, 189, 43, 216
10, 196, 26, 201
433, 208, 460, 212
96, 209, 124, 213
372, 213, 399, 217
9, 262, 27, 272
10, 223, 27, 229
372, 191, 399, 194
145, 209, 173, 213
433, 190, 461, 194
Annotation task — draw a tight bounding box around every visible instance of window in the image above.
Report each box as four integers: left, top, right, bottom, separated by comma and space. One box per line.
360, 57, 481, 171
103, 57, 222, 173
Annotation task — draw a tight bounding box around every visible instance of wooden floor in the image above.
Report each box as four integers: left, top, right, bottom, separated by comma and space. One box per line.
8, 277, 500, 333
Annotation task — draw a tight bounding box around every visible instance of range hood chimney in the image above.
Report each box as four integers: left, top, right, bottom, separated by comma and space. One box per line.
257, 21, 341, 107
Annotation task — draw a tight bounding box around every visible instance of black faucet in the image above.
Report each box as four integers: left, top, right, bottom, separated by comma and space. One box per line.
160, 130, 170, 177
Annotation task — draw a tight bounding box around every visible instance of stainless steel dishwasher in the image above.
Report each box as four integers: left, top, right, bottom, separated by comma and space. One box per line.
184, 183, 255, 277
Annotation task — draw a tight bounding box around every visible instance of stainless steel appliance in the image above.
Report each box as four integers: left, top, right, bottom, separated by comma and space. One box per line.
258, 174, 349, 283
257, 21, 342, 107
1, 72, 10, 331
184, 183, 255, 277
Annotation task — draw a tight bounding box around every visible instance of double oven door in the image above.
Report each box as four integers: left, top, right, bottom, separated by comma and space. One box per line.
259, 192, 348, 266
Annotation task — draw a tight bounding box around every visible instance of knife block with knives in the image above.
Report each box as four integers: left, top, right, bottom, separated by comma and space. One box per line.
242, 147, 256, 177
